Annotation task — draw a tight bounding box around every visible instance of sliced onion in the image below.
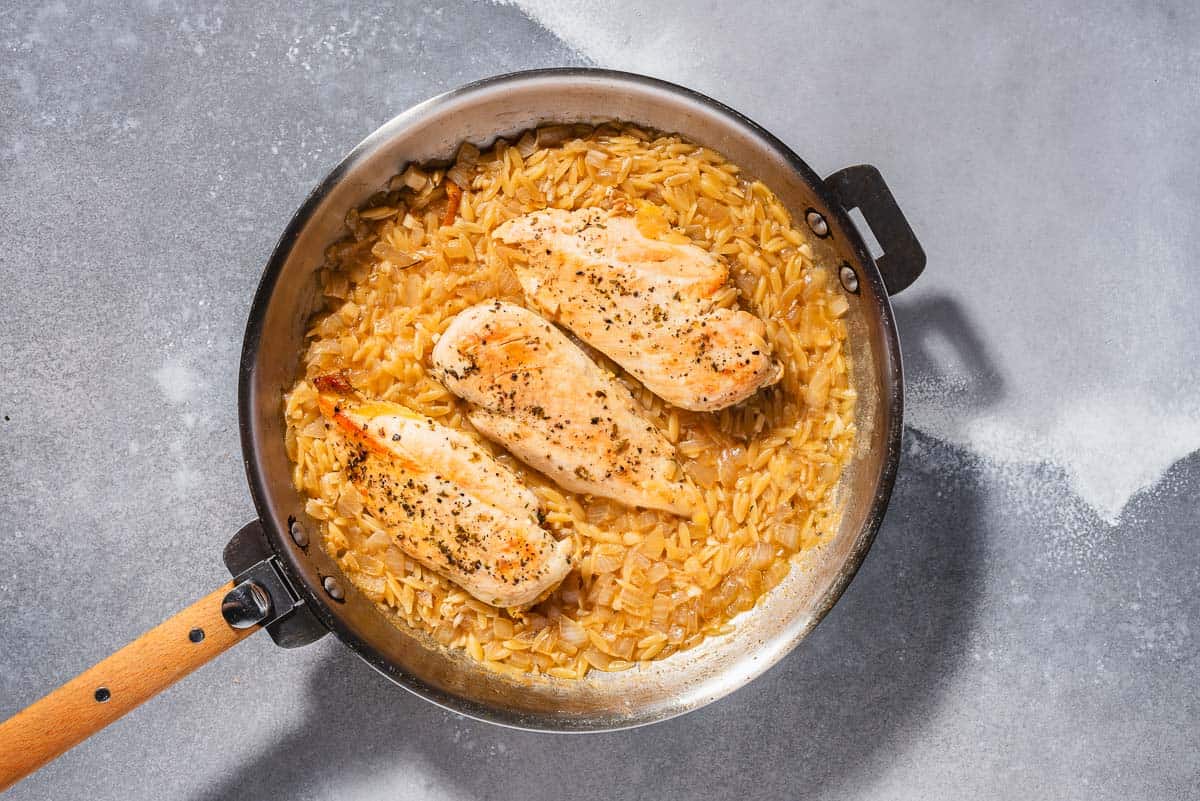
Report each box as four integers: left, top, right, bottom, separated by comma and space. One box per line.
645, 561, 671, 585
363, 529, 392, 553
300, 420, 326, 439
585, 500, 615, 524
455, 141, 480, 166
611, 636, 636, 660
684, 458, 717, 486
516, 131, 538, 157
775, 522, 802, 550
493, 617, 515, 640
805, 367, 831, 410
582, 648, 612, 670
336, 487, 363, 517
591, 550, 623, 575
749, 540, 776, 568
717, 445, 746, 485
446, 163, 473, 189
558, 616, 589, 647
382, 547, 406, 574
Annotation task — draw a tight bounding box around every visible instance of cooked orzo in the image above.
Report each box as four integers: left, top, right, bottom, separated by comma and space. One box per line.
283, 123, 856, 678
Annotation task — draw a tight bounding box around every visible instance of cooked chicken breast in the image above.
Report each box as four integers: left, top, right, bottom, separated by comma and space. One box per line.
492, 207, 783, 411
316, 390, 571, 608
431, 301, 693, 516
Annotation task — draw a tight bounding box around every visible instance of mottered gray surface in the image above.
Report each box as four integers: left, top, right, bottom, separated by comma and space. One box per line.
1, 2, 1197, 799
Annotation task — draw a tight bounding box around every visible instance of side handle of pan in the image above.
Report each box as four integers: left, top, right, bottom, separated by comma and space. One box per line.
0, 533, 304, 792
824, 164, 926, 295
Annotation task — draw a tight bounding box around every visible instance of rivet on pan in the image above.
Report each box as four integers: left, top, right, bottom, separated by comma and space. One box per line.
839, 263, 860, 294
805, 209, 829, 238
290, 519, 309, 547
323, 576, 345, 601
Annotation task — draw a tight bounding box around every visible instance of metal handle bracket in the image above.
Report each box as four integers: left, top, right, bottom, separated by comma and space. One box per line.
824, 164, 926, 295
222, 558, 300, 629
223, 520, 328, 648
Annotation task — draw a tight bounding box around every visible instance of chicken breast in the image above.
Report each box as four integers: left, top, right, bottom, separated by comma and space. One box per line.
430, 301, 693, 516
492, 206, 783, 411
316, 388, 571, 608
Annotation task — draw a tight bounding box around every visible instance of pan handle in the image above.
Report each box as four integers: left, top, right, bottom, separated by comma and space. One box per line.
0, 556, 298, 791
824, 164, 926, 295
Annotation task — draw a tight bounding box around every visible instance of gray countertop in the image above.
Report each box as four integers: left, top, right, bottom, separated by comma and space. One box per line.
1, 2, 1197, 799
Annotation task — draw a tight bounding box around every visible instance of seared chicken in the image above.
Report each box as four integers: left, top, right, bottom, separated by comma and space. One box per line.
316, 389, 571, 608
431, 301, 693, 516
493, 207, 783, 411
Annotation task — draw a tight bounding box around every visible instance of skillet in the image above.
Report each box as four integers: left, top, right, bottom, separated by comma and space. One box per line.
0, 68, 924, 790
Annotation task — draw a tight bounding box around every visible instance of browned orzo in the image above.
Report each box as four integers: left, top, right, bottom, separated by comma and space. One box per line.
284, 123, 856, 678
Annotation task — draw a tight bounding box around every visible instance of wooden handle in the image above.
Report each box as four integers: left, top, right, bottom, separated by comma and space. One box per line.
0, 581, 259, 791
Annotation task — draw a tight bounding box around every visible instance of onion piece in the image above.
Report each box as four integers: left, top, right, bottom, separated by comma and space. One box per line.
775, 522, 802, 550
557, 616, 588, 647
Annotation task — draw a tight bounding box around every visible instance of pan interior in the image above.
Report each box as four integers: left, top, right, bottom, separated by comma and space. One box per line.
242, 70, 899, 730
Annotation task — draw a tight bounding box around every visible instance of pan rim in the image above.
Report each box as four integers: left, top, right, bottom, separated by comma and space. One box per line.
238, 67, 904, 732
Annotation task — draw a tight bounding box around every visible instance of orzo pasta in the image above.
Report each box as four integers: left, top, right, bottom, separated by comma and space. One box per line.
283, 123, 856, 678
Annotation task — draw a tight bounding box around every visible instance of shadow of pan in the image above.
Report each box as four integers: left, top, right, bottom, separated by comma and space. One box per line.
195, 429, 986, 801
892, 293, 1005, 414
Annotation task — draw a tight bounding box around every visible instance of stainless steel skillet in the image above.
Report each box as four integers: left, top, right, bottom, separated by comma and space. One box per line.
0, 68, 924, 790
